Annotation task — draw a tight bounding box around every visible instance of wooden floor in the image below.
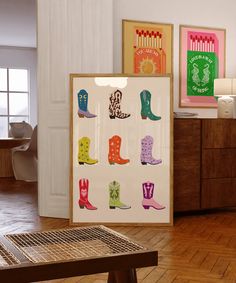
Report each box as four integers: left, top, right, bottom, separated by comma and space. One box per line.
1, 178, 236, 283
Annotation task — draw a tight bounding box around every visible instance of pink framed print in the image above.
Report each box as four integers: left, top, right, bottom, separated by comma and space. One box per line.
179, 25, 226, 108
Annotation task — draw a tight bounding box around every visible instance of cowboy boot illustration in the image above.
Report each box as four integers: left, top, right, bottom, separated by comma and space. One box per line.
140, 90, 161, 121
77, 89, 96, 118
78, 179, 97, 210
142, 182, 165, 210
140, 135, 162, 165
108, 135, 129, 165
109, 89, 131, 119
109, 181, 130, 209
78, 137, 98, 165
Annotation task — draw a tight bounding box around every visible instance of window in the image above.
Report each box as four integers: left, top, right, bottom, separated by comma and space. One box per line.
0, 68, 29, 137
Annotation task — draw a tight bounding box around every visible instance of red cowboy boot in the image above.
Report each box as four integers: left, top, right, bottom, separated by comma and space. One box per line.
78, 178, 97, 210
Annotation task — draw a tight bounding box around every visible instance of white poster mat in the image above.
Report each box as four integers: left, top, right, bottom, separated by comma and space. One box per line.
70, 75, 172, 225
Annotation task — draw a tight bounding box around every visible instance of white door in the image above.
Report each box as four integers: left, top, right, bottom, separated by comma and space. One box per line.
37, 0, 113, 218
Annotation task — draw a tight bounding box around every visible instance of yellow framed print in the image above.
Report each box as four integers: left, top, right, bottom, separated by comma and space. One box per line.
123, 20, 173, 75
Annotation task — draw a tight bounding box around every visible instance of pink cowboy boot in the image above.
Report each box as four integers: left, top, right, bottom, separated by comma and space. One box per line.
78, 179, 97, 210
142, 181, 165, 210
140, 135, 162, 165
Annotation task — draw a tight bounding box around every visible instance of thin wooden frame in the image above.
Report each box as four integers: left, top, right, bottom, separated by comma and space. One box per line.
179, 25, 226, 108
70, 74, 173, 226
122, 20, 173, 75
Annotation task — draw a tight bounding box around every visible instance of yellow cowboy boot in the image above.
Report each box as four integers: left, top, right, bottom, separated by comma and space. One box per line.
78, 137, 98, 165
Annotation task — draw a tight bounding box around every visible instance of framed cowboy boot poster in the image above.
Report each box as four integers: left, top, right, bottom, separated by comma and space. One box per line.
70, 74, 173, 226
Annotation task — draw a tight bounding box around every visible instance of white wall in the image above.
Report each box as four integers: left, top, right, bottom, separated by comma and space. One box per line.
0, 46, 37, 127
0, 0, 36, 47
113, 0, 236, 117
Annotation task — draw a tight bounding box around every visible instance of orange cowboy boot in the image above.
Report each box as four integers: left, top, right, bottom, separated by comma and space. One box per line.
108, 135, 129, 165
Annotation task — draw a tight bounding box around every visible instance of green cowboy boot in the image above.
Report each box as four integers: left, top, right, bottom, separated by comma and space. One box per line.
78, 137, 98, 165
140, 90, 161, 121
109, 181, 131, 209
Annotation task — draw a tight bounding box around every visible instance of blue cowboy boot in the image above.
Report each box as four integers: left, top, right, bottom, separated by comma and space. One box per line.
77, 89, 96, 118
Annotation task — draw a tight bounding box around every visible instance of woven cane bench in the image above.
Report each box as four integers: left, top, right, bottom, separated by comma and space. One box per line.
0, 225, 158, 283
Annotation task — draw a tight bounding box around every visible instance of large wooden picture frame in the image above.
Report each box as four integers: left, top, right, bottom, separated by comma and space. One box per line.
179, 25, 226, 108
123, 20, 173, 75
70, 74, 173, 226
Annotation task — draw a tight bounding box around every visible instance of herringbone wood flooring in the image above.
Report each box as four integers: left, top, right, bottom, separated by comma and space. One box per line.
0, 178, 236, 282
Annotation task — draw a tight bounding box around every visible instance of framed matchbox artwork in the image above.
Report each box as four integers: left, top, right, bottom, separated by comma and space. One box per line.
179, 25, 226, 108
70, 74, 173, 226
122, 20, 173, 75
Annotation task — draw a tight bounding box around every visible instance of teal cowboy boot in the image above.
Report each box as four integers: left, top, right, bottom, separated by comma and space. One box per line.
140, 90, 161, 121
77, 89, 96, 118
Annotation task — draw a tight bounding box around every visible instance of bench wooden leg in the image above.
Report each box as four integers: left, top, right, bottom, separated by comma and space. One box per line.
108, 268, 137, 283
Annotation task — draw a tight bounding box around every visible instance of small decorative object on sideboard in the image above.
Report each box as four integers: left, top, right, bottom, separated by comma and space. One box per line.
214, 78, 236, 118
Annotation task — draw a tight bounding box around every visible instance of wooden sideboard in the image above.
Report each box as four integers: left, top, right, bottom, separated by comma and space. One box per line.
0, 138, 29, 177
174, 118, 236, 212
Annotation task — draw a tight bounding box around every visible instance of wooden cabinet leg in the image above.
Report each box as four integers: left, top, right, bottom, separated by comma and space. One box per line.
108, 268, 137, 283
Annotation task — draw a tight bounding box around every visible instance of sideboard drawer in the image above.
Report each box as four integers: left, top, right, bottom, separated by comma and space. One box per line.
201, 178, 236, 208
174, 119, 201, 212
202, 119, 236, 149
202, 149, 233, 179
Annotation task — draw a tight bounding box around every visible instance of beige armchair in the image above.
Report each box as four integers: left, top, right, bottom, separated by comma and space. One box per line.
11, 126, 37, 182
